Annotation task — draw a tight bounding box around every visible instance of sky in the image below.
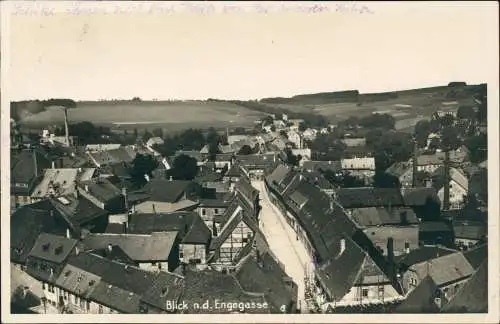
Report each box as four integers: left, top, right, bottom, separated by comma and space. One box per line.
3, 1, 499, 101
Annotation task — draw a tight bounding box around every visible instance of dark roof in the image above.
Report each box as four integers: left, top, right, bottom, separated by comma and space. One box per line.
265, 164, 291, 187
214, 153, 234, 162
225, 163, 244, 178
443, 207, 488, 224
90, 245, 136, 265
419, 221, 453, 233
402, 188, 439, 207
78, 178, 123, 204
303, 160, 342, 173
350, 207, 418, 227
50, 194, 108, 226
441, 260, 488, 313
386, 161, 412, 178
104, 162, 133, 178
194, 166, 223, 183
88, 281, 141, 313
315, 237, 368, 301
82, 232, 179, 262
140, 271, 184, 311
235, 252, 297, 312
140, 179, 193, 203
105, 222, 126, 234
336, 188, 404, 208
235, 176, 259, 205
128, 211, 209, 245
11, 149, 52, 194
181, 270, 268, 314
11, 203, 70, 264
396, 246, 457, 270
302, 170, 335, 191
28, 233, 77, 264
395, 276, 441, 313
463, 244, 487, 269
235, 153, 278, 169
453, 223, 486, 240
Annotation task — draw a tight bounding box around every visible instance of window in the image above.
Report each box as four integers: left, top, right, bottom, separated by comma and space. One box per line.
98, 305, 103, 314
362, 289, 369, 298
42, 283, 46, 290
179, 250, 183, 258
87, 301, 91, 311
201, 209, 206, 216
214, 209, 219, 214
80, 299, 86, 309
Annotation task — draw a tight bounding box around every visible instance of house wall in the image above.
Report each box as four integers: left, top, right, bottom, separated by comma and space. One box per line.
399, 170, 414, 188
180, 244, 207, 265
417, 164, 441, 173
11, 194, 33, 209
43, 284, 118, 314
440, 278, 470, 301
438, 180, 467, 210
455, 238, 480, 249
315, 282, 400, 309
199, 207, 225, 224
341, 158, 375, 170
216, 220, 254, 265
402, 266, 470, 299
138, 261, 169, 273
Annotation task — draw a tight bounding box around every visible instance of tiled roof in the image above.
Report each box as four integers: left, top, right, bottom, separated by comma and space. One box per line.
31, 168, 79, 198
183, 214, 212, 245
363, 226, 419, 255
441, 260, 488, 313
463, 244, 487, 269
401, 188, 439, 207
174, 150, 203, 162
315, 237, 368, 301
50, 194, 109, 226
140, 179, 193, 203
88, 147, 136, 166
91, 245, 136, 265
453, 223, 486, 240
28, 233, 77, 264
82, 232, 179, 262
395, 276, 440, 313
11, 203, 70, 264
78, 178, 123, 204
301, 170, 335, 191
386, 161, 412, 178
235, 252, 297, 313
341, 138, 366, 147
11, 149, 52, 195
396, 246, 457, 270
411, 252, 475, 286
350, 207, 418, 227
419, 221, 453, 233
235, 176, 259, 205
134, 199, 199, 214
265, 164, 291, 187
302, 161, 342, 173
336, 187, 404, 208
180, 270, 269, 314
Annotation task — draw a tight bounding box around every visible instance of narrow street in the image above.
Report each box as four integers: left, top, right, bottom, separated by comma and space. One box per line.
252, 180, 314, 313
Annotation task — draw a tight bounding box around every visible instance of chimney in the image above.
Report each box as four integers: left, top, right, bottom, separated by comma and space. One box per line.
336, 238, 346, 259
107, 244, 113, 253
66, 228, 71, 239
122, 187, 129, 213
169, 176, 173, 181
443, 150, 451, 211
52, 161, 55, 169
412, 137, 418, 188
84, 184, 89, 192
75, 246, 80, 256
64, 107, 70, 147
387, 237, 394, 264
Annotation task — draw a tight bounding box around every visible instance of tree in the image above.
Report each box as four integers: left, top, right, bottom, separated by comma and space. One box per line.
167, 154, 199, 180
152, 128, 164, 138
298, 122, 308, 132
284, 148, 301, 167
439, 114, 455, 128
131, 153, 159, 187
143, 130, 153, 142
465, 133, 487, 163
440, 127, 461, 151
133, 128, 138, 138
261, 116, 274, 126
457, 105, 476, 120
238, 145, 253, 155
280, 130, 288, 139
270, 125, 276, 132
414, 120, 431, 148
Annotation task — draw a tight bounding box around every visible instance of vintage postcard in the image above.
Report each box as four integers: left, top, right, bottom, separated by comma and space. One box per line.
1, 1, 498, 323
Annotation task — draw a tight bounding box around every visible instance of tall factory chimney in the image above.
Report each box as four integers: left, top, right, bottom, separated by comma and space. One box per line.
64, 107, 70, 147
443, 150, 451, 211
412, 137, 418, 188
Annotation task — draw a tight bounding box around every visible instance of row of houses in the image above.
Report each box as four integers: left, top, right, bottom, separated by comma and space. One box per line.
262, 163, 487, 312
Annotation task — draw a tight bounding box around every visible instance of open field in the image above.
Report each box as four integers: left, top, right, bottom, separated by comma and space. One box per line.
20, 100, 265, 131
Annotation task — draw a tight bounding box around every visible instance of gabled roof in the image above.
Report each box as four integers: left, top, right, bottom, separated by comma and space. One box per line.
265, 164, 291, 187
31, 168, 79, 198
441, 260, 488, 313
350, 207, 418, 227
401, 187, 439, 207
386, 161, 412, 178
180, 270, 268, 314
11, 149, 52, 194
225, 162, 244, 178
315, 237, 370, 302
78, 178, 123, 204
82, 232, 179, 262
235, 252, 297, 312
28, 233, 77, 264
11, 203, 70, 264
88, 147, 136, 166
50, 194, 109, 226
174, 150, 203, 162
463, 244, 487, 269
134, 199, 199, 214
410, 252, 475, 286
396, 246, 457, 270
183, 214, 212, 245
302, 160, 342, 173
301, 170, 335, 191
140, 179, 193, 203
419, 221, 453, 233
235, 176, 259, 205
453, 222, 486, 240
336, 187, 404, 209
395, 276, 441, 313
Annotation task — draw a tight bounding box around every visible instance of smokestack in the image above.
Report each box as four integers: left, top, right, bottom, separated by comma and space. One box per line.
66, 228, 71, 239
412, 137, 418, 188
443, 150, 451, 211
64, 107, 70, 147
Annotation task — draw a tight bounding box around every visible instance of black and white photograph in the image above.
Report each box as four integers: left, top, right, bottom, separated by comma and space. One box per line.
1, 1, 498, 322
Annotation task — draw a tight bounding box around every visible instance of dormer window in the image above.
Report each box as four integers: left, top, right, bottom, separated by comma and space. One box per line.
42, 243, 51, 251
